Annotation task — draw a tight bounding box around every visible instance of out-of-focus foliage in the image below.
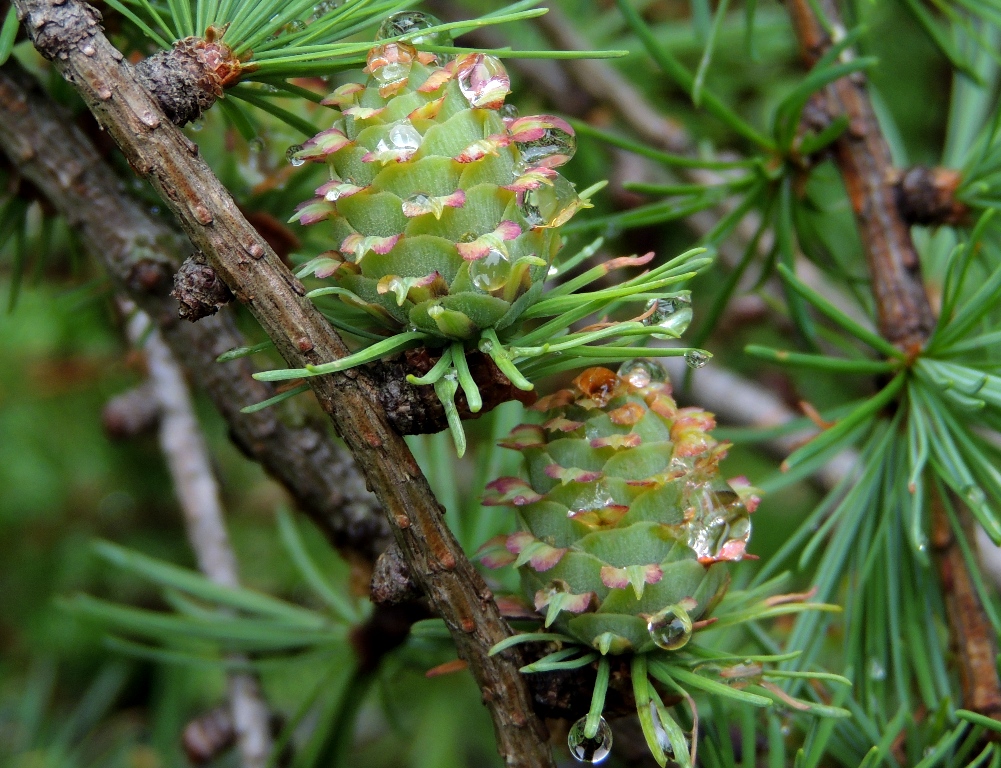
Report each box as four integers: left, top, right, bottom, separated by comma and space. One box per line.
4, 0, 1001, 766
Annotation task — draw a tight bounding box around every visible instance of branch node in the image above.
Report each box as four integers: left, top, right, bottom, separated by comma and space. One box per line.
892, 165, 969, 227
371, 542, 421, 605
133, 35, 243, 126
173, 256, 233, 321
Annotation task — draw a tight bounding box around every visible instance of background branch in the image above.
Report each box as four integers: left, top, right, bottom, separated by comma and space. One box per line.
123, 300, 272, 768
787, 0, 1001, 719
8, 1, 554, 763
0, 59, 390, 567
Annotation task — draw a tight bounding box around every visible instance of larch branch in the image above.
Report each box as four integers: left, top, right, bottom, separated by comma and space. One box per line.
8, 1, 554, 763
787, 0, 1001, 719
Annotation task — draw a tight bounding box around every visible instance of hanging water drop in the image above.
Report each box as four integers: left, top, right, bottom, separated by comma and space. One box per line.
643, 296, 692, 338
519, 173, 581, 229
618, 359, 668, 388
568, 716, 612, 764
684, 349, 711, 369
188, 118, 204, 132
469, 248, 511, 292
647, 603, 693, 650
248, 137, 265, 153
286, 144, 306, 166
500, 103, 519, 120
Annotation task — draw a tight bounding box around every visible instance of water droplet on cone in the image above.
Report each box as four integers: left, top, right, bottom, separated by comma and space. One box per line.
469, 248, 511, 292
515, 123, 576, 167
519, 173, 580, 228
286, 144, 305, 166
457, 54, 510, 108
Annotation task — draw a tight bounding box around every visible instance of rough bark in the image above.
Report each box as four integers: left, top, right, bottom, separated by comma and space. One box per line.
9, 2, 555, 763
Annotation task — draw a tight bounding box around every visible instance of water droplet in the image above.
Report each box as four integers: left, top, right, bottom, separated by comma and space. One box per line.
647, 604, 693, 650
519, 173, 581, 228
374, 60, 410, 87
643, 296, 692, 338
288, 19, 307, 32
458, 231, 478, 244
375, 122, 422, 160
568, 716, 612, 764
376, 11, 452, 47
469, 248, 511, 292
286, 144, 305, 166
547, 265, 558, 278
648, 703, 689, 760
685, 350, 711, 369
618, 359, 668, 388
311, 0, 342, 19
457, 54, 510, 109
248, 137, 265, 153
684, 483, 751, 559
500, 103, 519, 120
188, 118, 204, 132
514, 122, 576, 167
867, 658, 886, 681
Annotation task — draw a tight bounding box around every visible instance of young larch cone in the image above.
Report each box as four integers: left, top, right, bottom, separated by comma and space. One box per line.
290, 13, 586, 341
479, 360, 757, 655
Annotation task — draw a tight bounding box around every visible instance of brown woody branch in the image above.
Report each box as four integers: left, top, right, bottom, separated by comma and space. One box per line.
8, 2, 554, 764
787, 0, 1001, 720
0, 59, 391, 566
786, 0, 936, 352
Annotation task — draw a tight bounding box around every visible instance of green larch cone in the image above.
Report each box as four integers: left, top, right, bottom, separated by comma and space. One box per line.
291, 30, 585, 341
478, 360, 757, 656
260, 13, 710, 456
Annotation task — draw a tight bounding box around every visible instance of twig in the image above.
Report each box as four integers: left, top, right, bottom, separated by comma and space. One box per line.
9, 3, 554, 764
786, 0, 935, 352
0, 59, 390, 565
787, 0, 1001, 718
123, 301, 273, 768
